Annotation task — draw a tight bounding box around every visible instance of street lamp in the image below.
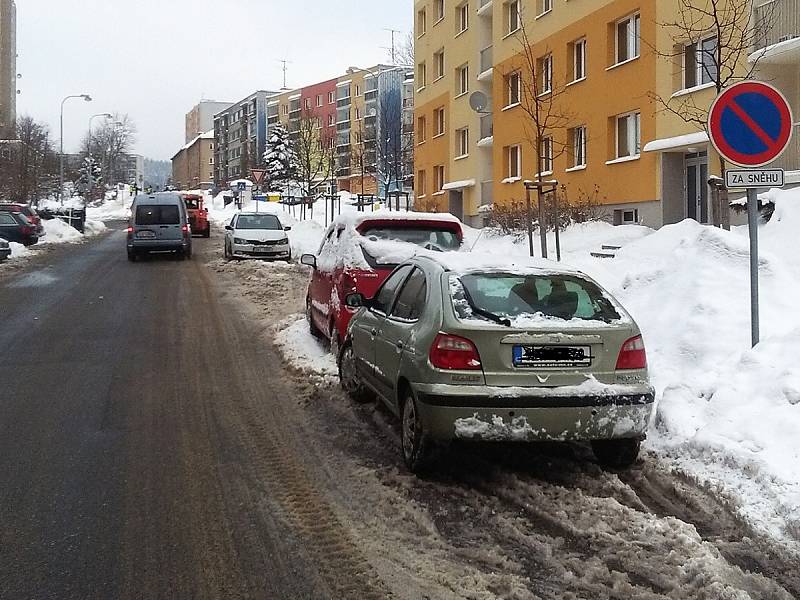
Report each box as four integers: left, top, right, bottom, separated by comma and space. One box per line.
86, 112, 113, 205
59, 94, 92, 204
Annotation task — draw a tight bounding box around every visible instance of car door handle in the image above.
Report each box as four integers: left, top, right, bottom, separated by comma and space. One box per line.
371, 328, 378, 336
395, 341, 404, 350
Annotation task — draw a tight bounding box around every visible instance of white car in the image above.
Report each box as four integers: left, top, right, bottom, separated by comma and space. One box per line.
223, 212, 292, 261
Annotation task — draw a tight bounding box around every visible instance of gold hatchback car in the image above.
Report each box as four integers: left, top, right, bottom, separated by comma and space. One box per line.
339, 254, 654, 473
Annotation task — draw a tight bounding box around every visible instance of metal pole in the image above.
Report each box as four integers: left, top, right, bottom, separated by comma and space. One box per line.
538, 187, 548, 259
553, 187, 561, 262
747, 188, 760, 347
525, 185, 534, 257
59, 100, 66, 205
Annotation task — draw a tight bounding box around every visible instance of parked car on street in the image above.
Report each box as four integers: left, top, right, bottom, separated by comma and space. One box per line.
0, 237, 11, 261
338, 253, 654, 472
126, 193, 192, 261
301, 212, 464, 353
0, 210, 40, 246
223, 212, 292, 261
0, 203, 45, 238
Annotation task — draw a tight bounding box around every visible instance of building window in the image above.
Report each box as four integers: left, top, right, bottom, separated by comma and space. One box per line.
418, 8, 427, 36
572, 38, 586, 81
537, 0, 552, 16
538, 54, 553, 94
282, 105, 289, 115
456, 2, 469, 34
507, 144, 521, 178
356, 84, 361, 96
434, 165, 445, 190
615, 13, 641, 64
435, 0, 445, 22
684, 36, 718, 88
209, 157, 214, 165
434, 107, 445, 136
616, 111, 641, 158
456, 64, 469, 96
304, 98, 311, 110
328, 91, 335, 104
570, 126, 587, 168
317, 95, 323, 107
417, 62, 427, 89
539, 137, 553, 174
418, 116, 427, 142
328, 114, 335, 126
506, 0, 520, 35
506, 71, 521, 106
456, 127, 469, 157
418, 170, 427, 196
434, 50, 445, 80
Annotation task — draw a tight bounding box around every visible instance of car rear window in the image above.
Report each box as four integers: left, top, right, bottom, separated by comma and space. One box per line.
0, 212, 17, 225
136, 205, 180, 225
359, 225, 461, 252
450, 273, 621, 324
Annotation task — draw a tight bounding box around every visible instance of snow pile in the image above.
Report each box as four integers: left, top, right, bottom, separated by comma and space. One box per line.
9, 241, 30, 259
39, 218, 84, 244
273, 317, 338, 379
83, 219, 108, 236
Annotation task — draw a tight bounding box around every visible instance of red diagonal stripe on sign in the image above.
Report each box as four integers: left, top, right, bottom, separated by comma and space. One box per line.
724, 97, 777, 149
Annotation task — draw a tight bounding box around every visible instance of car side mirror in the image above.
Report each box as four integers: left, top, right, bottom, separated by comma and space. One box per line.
345, 293, 368, 309
284, 226, 292, 231
300, 254, 317, 269
225, 225, 233, 231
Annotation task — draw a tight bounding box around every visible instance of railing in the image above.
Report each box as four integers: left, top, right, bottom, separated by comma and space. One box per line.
754, 0, 800, 50
480, 113, 493, 139
480, 46, 494, 74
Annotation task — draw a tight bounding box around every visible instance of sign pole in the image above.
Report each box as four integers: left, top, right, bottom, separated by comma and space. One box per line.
747, 188, 760, 347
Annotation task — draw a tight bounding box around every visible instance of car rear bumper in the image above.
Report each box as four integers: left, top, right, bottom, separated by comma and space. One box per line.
414, 383, 655, 442
128, 239, 189, 252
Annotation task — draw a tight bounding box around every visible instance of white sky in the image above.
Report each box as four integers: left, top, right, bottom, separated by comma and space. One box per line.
16, 0, 412, 160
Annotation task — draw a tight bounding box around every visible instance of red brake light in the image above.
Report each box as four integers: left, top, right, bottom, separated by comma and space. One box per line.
126, 226, 134, 233
429, 333, 482, 371
616, 335, 647, 370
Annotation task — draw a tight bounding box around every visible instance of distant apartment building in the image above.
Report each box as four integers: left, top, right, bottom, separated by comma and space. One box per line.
413, 0, 799, 228
185, 101, 232, 144
171, 131, 215, 190
213, 90, 275, 188
0, 0, 16, 140
120, 154, 145, 190
267, 64, 413, 196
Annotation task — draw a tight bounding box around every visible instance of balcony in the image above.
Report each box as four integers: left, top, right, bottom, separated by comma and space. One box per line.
479, 46, 494, 79
478, 0, 493, 15
754, 0, 800, 53
479, 114, 493, 140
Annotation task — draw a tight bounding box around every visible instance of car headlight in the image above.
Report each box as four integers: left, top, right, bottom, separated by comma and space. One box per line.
280, 237, 289, 244
234, 238, 246, 244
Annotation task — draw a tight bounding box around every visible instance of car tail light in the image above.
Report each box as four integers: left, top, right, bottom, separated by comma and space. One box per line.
182, 224, 190, 236
429, 333, 482, 371
126, 226, 134, 234
616, 335, 647, 370
21, 225, 34, 235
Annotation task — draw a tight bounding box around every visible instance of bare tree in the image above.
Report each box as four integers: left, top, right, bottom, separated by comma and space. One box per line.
80, 113, 137, 186
395, 32, 414, 66
291, 108, 335, 199
0, 117, 60, 204
650, 0, 777, 225
504, 18, 574, 256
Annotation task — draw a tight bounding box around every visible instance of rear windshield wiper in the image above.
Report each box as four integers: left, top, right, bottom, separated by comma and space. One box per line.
460, 285, 512, 327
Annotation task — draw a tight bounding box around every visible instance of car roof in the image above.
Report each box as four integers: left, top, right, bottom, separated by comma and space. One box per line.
133, 193, 183, 205
235, 212, 281, 218
410, 252, 585, 278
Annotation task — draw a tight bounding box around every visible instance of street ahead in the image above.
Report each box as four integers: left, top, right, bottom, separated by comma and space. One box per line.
0, 231, 362, 599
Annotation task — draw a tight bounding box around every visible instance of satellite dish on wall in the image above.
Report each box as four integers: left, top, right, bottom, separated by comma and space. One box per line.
469, 91, 489, 113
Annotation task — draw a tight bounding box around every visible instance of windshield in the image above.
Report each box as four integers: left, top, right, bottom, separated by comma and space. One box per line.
450, 273, 621, 324
359, 225, 461, 252
236, 214, 282, 230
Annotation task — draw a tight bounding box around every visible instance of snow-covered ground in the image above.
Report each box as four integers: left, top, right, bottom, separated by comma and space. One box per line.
227, 186, 800, 545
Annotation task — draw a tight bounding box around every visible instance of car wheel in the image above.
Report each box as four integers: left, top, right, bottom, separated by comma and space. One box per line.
591, 438, 641, 469
307, 299, 322, 338
203, 228, 211, 238
338, 343, 371, 403
401, 390, 433, 473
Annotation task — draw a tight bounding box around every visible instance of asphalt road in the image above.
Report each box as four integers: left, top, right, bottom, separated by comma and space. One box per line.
0, 231, 378, 600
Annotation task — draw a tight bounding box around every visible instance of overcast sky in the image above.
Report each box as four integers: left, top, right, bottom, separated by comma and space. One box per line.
17, 0, 411, 161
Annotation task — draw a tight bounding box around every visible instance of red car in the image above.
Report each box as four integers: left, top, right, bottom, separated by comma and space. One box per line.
301, 212, 464, 352
0, 203, 45, 238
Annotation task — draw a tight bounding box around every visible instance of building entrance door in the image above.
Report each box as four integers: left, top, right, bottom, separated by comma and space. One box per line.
685, 152, 709, 223
448, 190, 464, 221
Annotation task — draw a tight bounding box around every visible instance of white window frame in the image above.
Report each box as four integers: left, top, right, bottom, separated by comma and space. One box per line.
434, 107, 446, 136
507, 71, 521, 107
537, 0, 553, 17
434, 50, 445, 80
435, 0, 445, 23
615, 111, 641, 159
540, 54, 553, 94
417, 62, 427, 90
506, 0, 520, 35
456, 64, 469, 96
456, 2, 469, 34
418, 115, 427, 143
573, 38, 586, 82
684, 35, 718, 89
434, 165, 445, 190
615, 13, 641, 65
539, 136, 553, 174
572, 126, 587, 168
418, 7, 428, 37
456, 127, 470, 158
508, 144, 522, 178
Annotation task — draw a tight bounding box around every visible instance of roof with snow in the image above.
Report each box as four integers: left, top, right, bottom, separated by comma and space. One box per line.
329, 209, 463, 231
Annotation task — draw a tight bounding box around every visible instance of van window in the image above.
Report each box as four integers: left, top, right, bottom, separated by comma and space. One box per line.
136, 205, 180, 225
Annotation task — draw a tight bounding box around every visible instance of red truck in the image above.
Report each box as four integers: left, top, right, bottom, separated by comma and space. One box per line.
182, 194, 211, 237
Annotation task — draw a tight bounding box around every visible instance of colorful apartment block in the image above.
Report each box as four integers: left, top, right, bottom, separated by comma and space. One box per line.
413, 0, 799, 228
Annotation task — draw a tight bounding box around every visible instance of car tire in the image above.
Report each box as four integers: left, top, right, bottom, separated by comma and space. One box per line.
203, 228, 211, 238
307, 299, 323, 338
401, 389, 433, 473
338, 342, 372, 403
591, 438, 641, 469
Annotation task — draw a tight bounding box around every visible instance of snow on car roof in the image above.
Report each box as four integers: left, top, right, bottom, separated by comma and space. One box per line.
421, 251, 585, 277
330, 210, 463, 231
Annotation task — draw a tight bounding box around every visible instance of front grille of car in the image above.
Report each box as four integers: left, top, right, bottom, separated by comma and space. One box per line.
247, 239, 285, 246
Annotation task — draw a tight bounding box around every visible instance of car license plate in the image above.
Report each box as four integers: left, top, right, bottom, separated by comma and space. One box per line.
136, 231, 156, 239
253, 247, 270, 253
512, 345, 591, 368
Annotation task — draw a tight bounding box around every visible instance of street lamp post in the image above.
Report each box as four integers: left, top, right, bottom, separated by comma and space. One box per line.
59, 94, 92, 204
86, 113, 113, 205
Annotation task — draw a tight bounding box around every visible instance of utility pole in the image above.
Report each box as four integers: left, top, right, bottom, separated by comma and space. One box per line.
383, 28, 402, 64
278, 60, 292, 89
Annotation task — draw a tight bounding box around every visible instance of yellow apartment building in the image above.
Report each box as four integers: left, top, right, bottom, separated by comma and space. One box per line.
413, 0, 798, 228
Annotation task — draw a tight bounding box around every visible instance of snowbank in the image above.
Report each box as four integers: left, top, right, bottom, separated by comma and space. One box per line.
39, 218, 84, 244
9, 241, 30, 259
273, 317, 338, 379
